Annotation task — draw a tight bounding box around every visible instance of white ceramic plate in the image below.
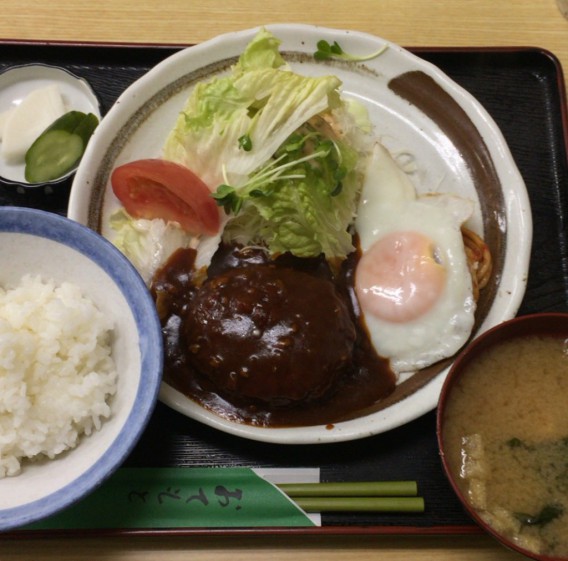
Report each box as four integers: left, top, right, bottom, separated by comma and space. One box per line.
68, 24, 532, 444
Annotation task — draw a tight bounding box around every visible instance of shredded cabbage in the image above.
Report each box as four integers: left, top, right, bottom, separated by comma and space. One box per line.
163, 28, 371, 260
109, 209, 196, 284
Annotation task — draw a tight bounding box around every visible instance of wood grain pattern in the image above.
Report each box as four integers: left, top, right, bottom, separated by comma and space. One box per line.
0, 534, 529, 560
0, 1, 566, 76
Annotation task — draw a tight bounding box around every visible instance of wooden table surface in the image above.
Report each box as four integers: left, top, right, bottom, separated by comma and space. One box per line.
0, 1, 566, 559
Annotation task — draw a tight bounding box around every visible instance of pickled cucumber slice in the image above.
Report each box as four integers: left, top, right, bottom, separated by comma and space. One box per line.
24, 110, 99, 183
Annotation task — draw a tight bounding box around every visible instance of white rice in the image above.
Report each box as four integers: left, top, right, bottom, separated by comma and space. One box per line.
0, 274, 117, 477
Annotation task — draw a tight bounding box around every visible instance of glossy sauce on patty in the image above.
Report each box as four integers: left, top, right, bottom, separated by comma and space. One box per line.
151, 243, 396, 427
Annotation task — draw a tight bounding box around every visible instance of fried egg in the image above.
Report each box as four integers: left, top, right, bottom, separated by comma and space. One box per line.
355, 143, 476, 375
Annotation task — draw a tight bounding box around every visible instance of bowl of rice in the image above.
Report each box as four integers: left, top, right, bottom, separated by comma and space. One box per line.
0, 206, 163, 531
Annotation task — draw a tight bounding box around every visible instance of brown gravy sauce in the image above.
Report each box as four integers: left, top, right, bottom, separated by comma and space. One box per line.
151, 243, 397, 428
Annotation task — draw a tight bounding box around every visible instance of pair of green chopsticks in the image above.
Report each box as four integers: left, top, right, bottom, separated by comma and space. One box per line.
276, 480, 425, 513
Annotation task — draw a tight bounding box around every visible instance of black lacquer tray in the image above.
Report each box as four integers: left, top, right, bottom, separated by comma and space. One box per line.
1, 41, 567, 536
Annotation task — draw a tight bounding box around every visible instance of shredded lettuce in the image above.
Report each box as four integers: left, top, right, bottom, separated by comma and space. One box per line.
214, 120, 363, 258
163, 27, 371, 260
164, 28, 342, 190
109, 209, 195, 284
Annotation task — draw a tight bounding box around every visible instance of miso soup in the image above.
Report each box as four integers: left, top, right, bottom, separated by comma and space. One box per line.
442, 333, 568, 557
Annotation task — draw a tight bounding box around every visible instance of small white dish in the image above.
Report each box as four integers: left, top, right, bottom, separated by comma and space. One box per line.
0, 64, 101, 187
68, 24, 532, 444
0, 207, 163, 531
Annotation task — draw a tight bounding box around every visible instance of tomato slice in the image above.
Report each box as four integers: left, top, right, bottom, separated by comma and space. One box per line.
111, 159, 220, 235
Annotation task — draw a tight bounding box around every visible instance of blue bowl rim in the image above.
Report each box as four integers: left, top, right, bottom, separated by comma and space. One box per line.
0, 207, 163, 531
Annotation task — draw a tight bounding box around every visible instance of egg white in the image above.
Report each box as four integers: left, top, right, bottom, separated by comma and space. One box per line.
355, 143, 476, 375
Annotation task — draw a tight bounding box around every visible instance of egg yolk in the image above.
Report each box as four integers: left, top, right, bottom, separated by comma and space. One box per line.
355, 231, 447, 323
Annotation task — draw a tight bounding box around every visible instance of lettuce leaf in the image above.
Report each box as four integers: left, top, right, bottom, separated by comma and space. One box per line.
219, 123, 364, 259
163, 28, 370, 260
164, 28, 341, 189
109, 209, 195, 284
